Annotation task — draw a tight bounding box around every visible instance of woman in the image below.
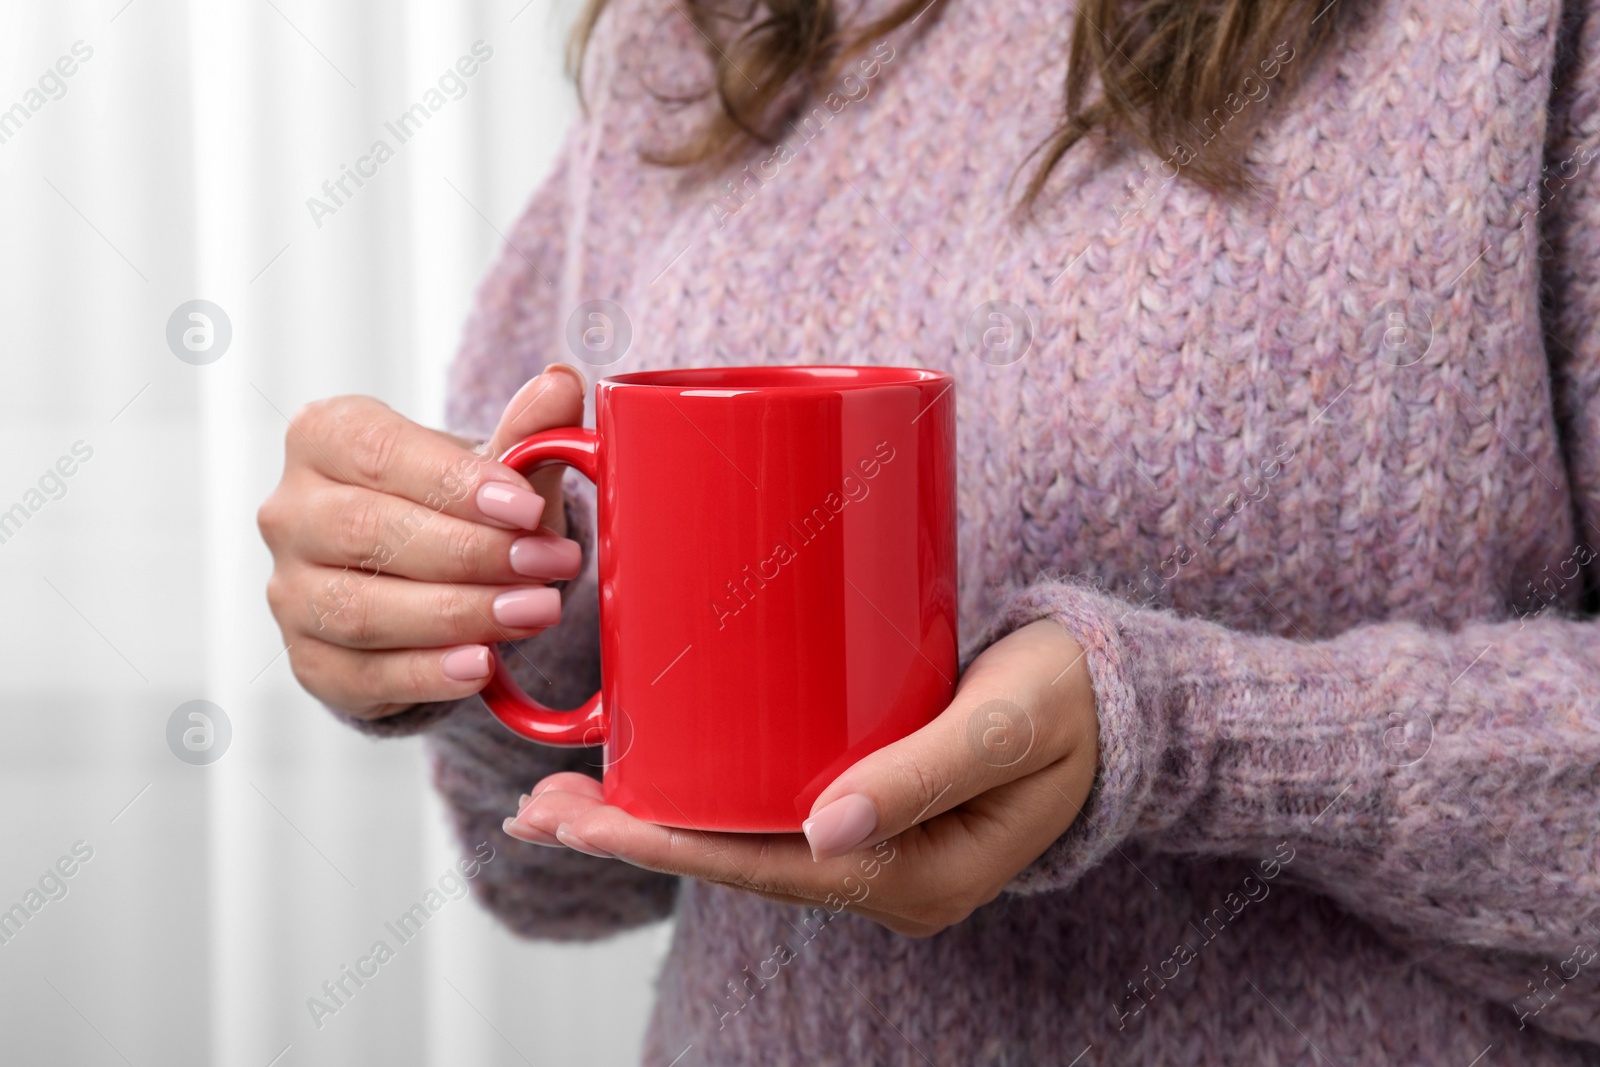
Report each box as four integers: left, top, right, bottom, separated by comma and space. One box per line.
259, 0, 1600, 1061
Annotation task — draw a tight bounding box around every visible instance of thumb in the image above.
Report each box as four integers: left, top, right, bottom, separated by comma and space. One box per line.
485, 363, 588, 459
800, 621, 1092, 862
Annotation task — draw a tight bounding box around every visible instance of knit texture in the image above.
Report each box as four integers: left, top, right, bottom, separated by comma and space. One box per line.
353, 0, 1600, 1061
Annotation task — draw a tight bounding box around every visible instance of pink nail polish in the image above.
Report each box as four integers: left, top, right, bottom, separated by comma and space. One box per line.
440, 645, 491, 681
556, 823, 614, 859
509, 537, 583, 579
802, 793, 878, 861
493, 587, 562, 628
477, 482, 545, 529
502, 817, 561, 846
546, 363, 587, 390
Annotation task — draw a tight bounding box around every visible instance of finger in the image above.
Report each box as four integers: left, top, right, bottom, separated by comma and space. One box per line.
286, 637, 496, 720
283, 395, 546, 531
439, 424, 568, 516
503, 776, 603, 846
486, 364, 587, 458
510, 786, 607, 837
551, 802, 954, 934
288, 484, 581, 583
508, 787, 655, 861
829, 758, 1093, 932
288, 565, 561, 649
524, 772, 604, 804
541, 799, 882, 906
513, 788, 793, 882
502, 820, 561, 846
573, 757, 1090, 935
526, 797, 840, 909
506, 775, 599, 846
802, 619, 1093, 860
487, 367, 588, 528
512, 794, 959, 934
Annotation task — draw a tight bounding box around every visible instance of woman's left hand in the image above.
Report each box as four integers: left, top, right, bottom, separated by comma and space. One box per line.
504, 619, 1100, 936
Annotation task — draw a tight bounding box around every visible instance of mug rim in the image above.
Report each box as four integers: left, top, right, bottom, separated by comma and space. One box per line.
601, 364, 949, 393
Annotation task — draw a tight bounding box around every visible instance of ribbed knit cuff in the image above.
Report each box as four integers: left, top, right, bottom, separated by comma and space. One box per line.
988, 579, 1452, 892
1111, 610, 1446, 859
980, 581, 1180, 896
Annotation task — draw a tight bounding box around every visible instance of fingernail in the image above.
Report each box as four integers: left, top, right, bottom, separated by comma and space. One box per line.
502, 817, 561, 846
802, 793, 877, 861
440, 645, 491, 681
517, 793, 531, 811
509, 537, 583, 579
477, 482, 545, 529
556, 823, 614, 859
547, 362, 587, 390
493, 587, 562, 628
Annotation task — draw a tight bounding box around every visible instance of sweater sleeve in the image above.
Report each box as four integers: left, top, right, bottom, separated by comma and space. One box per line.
993, 584, 1600, 1043
985, 8, 1600, 1043
989, 7, 1600, 1047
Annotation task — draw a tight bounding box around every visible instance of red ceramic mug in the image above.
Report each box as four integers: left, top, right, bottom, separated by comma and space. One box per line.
482, 365, 957, 832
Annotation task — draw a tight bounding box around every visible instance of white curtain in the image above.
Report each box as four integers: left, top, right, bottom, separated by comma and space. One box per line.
0, 2, 668, 1064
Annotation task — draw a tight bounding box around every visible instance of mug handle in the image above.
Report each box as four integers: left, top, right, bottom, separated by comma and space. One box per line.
479, 427, 606, 747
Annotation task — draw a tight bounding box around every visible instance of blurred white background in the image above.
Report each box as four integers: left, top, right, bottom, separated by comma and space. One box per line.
0, 1, 669, 1064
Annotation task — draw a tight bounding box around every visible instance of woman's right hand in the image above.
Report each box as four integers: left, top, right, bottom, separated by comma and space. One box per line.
258, 365, 588, 721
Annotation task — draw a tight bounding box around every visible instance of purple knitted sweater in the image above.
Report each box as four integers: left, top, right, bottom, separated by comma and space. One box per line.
351, 0, 1600, 1061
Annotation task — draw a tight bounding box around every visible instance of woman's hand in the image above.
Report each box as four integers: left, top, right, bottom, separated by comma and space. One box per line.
504, 619, 1100, 936
258, 366, 588, 720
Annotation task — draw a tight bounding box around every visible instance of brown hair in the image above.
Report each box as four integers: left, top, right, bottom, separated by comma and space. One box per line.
570, 0, 1344, 207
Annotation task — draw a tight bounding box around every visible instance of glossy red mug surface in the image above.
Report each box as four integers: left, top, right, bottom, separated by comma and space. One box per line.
482, 365, 957, 832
